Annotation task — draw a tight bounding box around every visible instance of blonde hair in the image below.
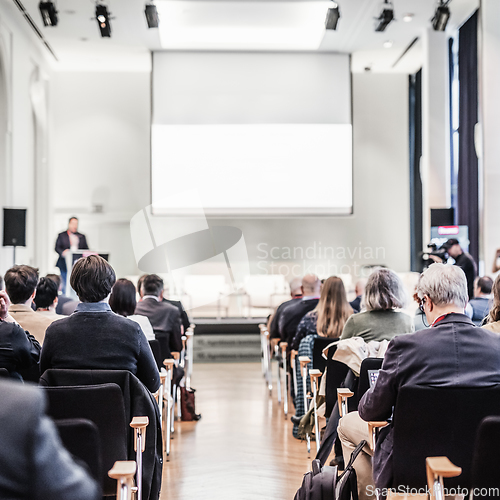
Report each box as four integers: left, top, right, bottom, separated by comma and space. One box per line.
314, 276, 353, 338
487, 274, 500, 323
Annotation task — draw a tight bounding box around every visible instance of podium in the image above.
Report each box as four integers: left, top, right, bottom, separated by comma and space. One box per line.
64, 250, 110, 298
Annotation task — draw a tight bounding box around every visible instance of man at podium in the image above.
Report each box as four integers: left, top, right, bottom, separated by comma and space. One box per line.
55, 217, 89, 293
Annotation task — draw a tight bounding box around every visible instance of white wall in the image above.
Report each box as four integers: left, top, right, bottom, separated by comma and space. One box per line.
50, 67, 410, 281
51, 71, 151, 276
0, 2, 52, 275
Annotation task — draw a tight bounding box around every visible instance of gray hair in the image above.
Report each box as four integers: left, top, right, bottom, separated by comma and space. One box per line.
363, 268, 407, 311
416, 263, 468, 308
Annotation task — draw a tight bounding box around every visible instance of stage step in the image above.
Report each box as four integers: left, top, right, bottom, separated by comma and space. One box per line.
193, 334, 261, 362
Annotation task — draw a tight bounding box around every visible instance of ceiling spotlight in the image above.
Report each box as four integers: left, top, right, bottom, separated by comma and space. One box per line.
403, 13, 414, 22
39, 1, 58, 27
325, 2, 340, 30
432, 1, 450, 31
95, 4, 111, 37
375, 0, 394, 32
145, 4, 159, 28
383, 40, 393, 48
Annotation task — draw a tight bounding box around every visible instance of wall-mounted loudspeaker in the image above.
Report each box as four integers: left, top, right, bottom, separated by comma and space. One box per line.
3, 208, 27, 247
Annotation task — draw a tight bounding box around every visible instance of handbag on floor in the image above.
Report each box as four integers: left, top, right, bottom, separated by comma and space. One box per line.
294, 439, 366, 500
180, 387, 201, 421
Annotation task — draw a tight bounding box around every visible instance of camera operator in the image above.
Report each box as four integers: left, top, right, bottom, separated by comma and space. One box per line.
440, 238, 477, 299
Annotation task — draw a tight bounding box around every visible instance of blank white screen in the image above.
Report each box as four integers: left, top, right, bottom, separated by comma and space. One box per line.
152, 52, 352, 215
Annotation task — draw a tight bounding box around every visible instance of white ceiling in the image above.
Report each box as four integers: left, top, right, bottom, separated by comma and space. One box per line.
4, 0, 479, 72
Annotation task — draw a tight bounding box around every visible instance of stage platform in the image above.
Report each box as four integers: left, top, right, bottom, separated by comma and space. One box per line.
192, 318, 266, 363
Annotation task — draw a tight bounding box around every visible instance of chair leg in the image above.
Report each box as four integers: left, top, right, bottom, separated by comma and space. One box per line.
275, 345, 282, 404
130, 417, 148, 500
177, 385, 182, 420
312, 377, 320, 453
281, 343, 288, 419
171, 383, 176, 435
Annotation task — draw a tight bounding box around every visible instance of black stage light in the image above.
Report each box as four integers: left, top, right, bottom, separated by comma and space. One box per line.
39, 1, 58, 27
145, 4, 159, 28
96, 4, 111, 37
325, 2, 340, 30
375, 1, 394, 32
432, 2, 450, 31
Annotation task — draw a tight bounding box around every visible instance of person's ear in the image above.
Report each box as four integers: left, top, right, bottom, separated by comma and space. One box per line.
426, 296, 434, 312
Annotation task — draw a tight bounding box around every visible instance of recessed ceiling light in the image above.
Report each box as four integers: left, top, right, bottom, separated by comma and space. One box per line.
403, 13, 414, 22
383, 40, 393, 48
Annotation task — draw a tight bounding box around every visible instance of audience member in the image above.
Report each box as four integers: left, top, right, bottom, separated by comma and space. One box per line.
442, 238, 478, 299
34, 277, 64, 321
46, 273, 75, 315
0, 290, 40, 380
109, 278, 155, 341
5, 265, 54, 344
349, 279, 367, 313
135, 274, 182, 359
268, 277, 303, 340
279, 274, 322, 350
291, 276, 353, 429
340, 268, 413, 342
0, 378, 100, 499
137, 274, 190, 334
483, 273, 500, 334
469, 276, 493, 325
41, 255, 160, 392
339, 264, 500, 500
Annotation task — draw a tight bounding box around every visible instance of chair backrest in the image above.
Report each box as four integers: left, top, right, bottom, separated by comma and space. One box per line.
355, 358, 384, 405
392, 385, 500, 490
54, 418, 102, 482
148, 339, 162, 370
0, 367, 9, 378
42, 384, 127, 495
312, 337, 334, 373
470, 416, 500, 495
324, 344, 350, 418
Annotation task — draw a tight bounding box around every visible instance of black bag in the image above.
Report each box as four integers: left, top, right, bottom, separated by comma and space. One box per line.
294, 440, 367, 500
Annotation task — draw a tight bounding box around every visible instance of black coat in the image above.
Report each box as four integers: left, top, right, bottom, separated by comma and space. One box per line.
279, 298, 319, 352
55, 231, 89, 272
358, 313, 500, 488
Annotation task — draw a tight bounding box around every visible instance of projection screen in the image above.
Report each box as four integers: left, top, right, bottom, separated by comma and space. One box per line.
152, 51, 352, 216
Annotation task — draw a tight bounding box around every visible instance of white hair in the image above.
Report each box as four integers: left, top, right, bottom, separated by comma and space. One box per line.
416, 263, 468, 308
289, 277, 302, 295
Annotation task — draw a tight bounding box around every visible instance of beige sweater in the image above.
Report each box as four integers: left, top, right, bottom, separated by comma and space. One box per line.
482, 321, 500, 334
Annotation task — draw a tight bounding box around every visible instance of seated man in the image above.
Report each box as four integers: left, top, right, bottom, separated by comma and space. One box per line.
268, 277, 303, 340
338, 264, 500, 500
0, 378, 99, 499
34, 277, 65, 321
135, 274, 182, 360
349, 279, 367, 313
469, 276, 493, 325
0, 290, 40, 380
279, 274, 321, 351
5, 265, 55, 345
41, 255, 160, 393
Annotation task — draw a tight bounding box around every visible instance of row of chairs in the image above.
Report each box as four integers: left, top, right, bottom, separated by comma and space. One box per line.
39, 324, 196, 499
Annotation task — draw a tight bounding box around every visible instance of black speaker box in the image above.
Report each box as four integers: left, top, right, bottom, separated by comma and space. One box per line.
430, 208, 455, 227
3, 208, 26, 247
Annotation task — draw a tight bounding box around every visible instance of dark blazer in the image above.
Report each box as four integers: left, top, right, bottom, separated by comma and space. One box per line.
164, 298, 190, 333
269, 297, 302, 340
349, 295, 362, 313
0, 379, 100, 500
0, 321, 41, 380
40, 307, 160, 393
55, 231, 89, 272
279, 298, 319, 351
135, 298, 182, 357
358, 313, 500, 488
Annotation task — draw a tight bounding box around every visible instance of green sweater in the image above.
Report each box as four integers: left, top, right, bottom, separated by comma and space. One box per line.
340, 310, 414, 343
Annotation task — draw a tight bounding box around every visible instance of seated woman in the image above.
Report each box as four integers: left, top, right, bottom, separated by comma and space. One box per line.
40, 255, 160, 393
483, 273, 500, 333
292, 276, 353, 433
109, 279, 155, 341
340, 268, 413, 342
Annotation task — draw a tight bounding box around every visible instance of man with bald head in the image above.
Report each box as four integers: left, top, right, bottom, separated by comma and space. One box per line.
279, 274, 322, 351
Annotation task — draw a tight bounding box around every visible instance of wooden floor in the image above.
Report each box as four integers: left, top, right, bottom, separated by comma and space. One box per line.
161, 362, 311, 500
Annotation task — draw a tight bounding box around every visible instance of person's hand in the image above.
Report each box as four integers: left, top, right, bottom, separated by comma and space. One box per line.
0, 291, 11, 321
62, 249, 69, 256
428, 254, 443, 263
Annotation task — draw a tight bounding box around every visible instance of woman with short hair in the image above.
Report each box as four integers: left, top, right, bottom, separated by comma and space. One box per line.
340, 268, 413, 342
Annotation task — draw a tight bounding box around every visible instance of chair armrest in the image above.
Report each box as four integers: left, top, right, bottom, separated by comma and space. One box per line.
109, 460, 136, 500
280, 342, 288, 357
337, 388, 354, 417
171, 352, 180, 362
367, 421, 389, 451
309, 369, 322, 384
290, 350, 298, 364
426, 457, 461, 500
163, 359, 175, 378
299, 356, 311, 377
130, 417, 149, 452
